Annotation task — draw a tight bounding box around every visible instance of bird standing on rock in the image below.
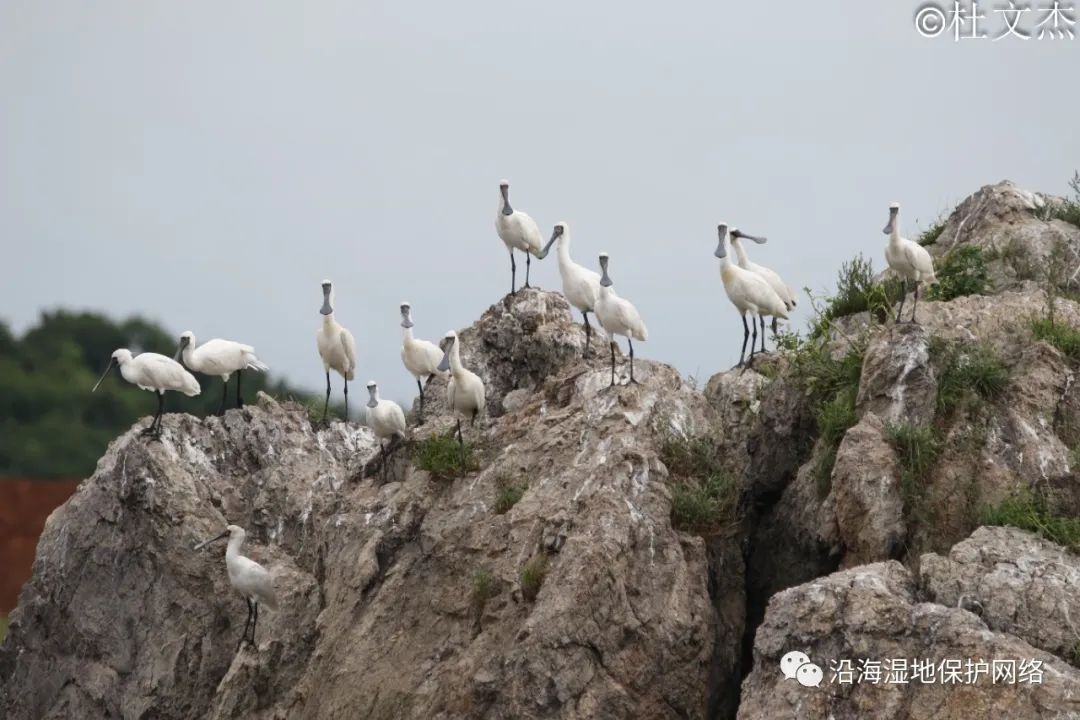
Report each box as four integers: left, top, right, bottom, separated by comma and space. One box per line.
883, 202, 937, 323
714, 224, 789, 367
399, 302, 444, 420
92, 349, 201, 439
539, 221, 603, 357
316, 280, 358, 424
729, 228, 796, 352
495, 179, 545, 294
194, 525, 278, 652
594, 253, 648, 387
175, 331, 269, 415
366, 381, 407, 481
438, 330, 486, 449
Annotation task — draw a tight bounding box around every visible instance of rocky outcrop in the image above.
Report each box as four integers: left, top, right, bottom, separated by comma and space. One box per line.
738, 560, 1080, 719
0, 290, 741, 720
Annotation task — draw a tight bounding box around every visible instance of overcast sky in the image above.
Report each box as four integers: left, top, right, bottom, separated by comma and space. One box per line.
3, 2, 1078, 404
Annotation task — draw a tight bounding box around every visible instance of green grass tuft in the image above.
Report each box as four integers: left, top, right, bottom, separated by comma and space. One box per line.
1032, 317, 1080, 363
928, 246, 991, 301
932, 340, 1009, 416
918, 217, 948, 247
813, 385, 858, 497
0, 615, 7, 645
981, 488, 1080, 551
414, 434, 478, 480
812, 254, 905, 332
470, 568, 500, 616
493, 476, 528, 514
887, 422, 942, 519
1044, 171, 1080, 229
520, 554, 549, 602
660, 433, 740, 534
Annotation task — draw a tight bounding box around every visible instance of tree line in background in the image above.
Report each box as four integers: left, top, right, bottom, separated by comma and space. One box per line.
0, 311, 323, 480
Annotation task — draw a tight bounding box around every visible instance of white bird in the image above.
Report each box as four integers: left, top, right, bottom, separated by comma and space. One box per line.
729, 228, 797, 351
438, 330, 486, 447
316, 280, 358, 423
194, 524, 278, 651
883, 202, 937, 323
594, 253, 648, 387
495, 179, 546, 294
365, 381, 408, 480
538, 221, 603, 357
92, 349, 201, 438
175, 331, 269, 415
714, 224, 790, 367
399, 302, 444, 418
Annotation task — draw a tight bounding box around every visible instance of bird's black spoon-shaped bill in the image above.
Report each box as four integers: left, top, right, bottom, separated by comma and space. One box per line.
193, 529, 229, 551
91, 359, 115, 392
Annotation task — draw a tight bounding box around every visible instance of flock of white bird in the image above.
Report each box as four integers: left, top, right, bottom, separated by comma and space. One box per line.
88, 181, 936, 649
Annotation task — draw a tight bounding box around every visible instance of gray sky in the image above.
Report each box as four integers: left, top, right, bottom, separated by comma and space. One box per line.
3, 1, 1078, 403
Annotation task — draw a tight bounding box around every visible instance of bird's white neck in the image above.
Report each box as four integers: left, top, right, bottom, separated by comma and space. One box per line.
731, 238, 750, 269
225, 534, 245, 561
401, 326, 415, 342
556, 235, 573, 267
888, 211, 903, 244
322, 313, 339, 330
449, 339, 464, 374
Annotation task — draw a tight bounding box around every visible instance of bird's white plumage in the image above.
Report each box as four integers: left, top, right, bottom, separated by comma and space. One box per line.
399, 306, 444, 381
730, 239, 797, 311
595, 287, 648, 342
179, 332, 269, 382
223, 525, 278, 611
495, 182, 544, 257
317, 284, 358, 381
366, 383, 407, 441
550, 223, 602, 315
443, 332, 486, 421
111, 349, 201, 396
716, 230, 790, 319
884, 205, 937, 283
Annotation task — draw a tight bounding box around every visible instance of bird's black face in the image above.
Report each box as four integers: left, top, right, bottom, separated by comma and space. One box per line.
174, 335, 191, 361
500, 184, 512, 215
366, 384, 378, 408
437, 337, 455, 372
400, 305, 414, 328
320, 285, 333, 316
883, 208, 898, 235
715, 226, 728, 258
598, 256, 613, 287
538, 225, 563, 259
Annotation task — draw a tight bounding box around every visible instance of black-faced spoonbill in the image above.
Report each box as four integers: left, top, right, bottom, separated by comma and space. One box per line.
538, 222, 603, 357
195, 525, 278, 651
316, 280, 358, 424
495, 179, 546, 294
729, 228, 797, 353
594, 253, 648, 387
92, 349, 201, 439
714, 225, 789, 367
883, 203, 937, 323
437, 331, 486, 449
365, 381, 408, 481
399, 302, 444, 420
175, 332, 269, 415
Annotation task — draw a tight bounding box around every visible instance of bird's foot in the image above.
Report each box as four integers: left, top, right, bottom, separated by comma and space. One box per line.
627, 377, 641, 386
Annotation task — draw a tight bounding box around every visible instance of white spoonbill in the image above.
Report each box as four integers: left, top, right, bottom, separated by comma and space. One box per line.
92, 349, 201, 438
538, 222, 603, 357
495, 179, 545, 294
883, 202, 937, 323
399, 302, 444, 418
729, 228, 797, 353
366, 381, 408, 481
316, 280, 358, 423
175, 331, 269, 415
194, 525, 278, 651
594, 253, 648, 387
714, 224, 789, 367
437, 331, 486, 448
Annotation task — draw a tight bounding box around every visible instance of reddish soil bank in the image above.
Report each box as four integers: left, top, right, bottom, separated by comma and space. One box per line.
0, 478, 80, 613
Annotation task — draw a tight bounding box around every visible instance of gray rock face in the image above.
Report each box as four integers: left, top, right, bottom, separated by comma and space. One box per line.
0, 291, 740, 720
920, 526, 1080, 661
738, 560, 1080, 720
856, 323, 936, 426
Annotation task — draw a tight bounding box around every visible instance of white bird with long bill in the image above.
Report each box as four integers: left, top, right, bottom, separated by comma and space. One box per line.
194, 525, 278, 652
883, 202, 937, 323
175, 331, 268, 415
316, 280, 358, 424
92, 349, 200, 438
495, 179, 545, 295
594, 253, 648, 387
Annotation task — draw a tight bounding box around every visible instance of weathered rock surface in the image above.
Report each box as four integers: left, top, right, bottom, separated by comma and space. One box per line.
0, 290, 740, 720
739, 560, 1080, 720
920, 526, 1080, 662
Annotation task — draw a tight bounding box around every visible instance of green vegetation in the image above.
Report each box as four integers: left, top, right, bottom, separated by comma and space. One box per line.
981, 488, 1080, 551
1032, 317, 1080, 363
927, 246, 991, 301
660, 434, 740, 534
0, 311, 317, 479
918, 216, 948, 247
812, 254, 904, 332
0, 614, 7, 645
470, 568, 500, 617
887, 422, 942, 519
932, 340, 1009, 416
520, 554, 549, 602
414, 434, 477, 480
813, 386, 858, 497
1043, 171, 1080, 228
493, 475, 527, 514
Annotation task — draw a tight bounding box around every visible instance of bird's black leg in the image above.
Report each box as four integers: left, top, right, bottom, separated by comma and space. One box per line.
510, 253, 517, 295
321, 371, 331, 424
609, 341, 617, 387
582, 311, 592, 357
380, 441, 387, 482
772, 317, 779, 335
628, 339, 640, 384
749, 317, 759, 361
343, 379, 349, 421
760, 316, 768, 354
524, 252, 532, 289
456, 418, 463, 447
251, 601, 259, 645
739, 314, 750, 367
238, 598, 253, 651
416, 379, 425, 421
895, 279, 907, 324
219, 379, 228, 416
236, 369, 243, 408
911, 281, 920, 324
